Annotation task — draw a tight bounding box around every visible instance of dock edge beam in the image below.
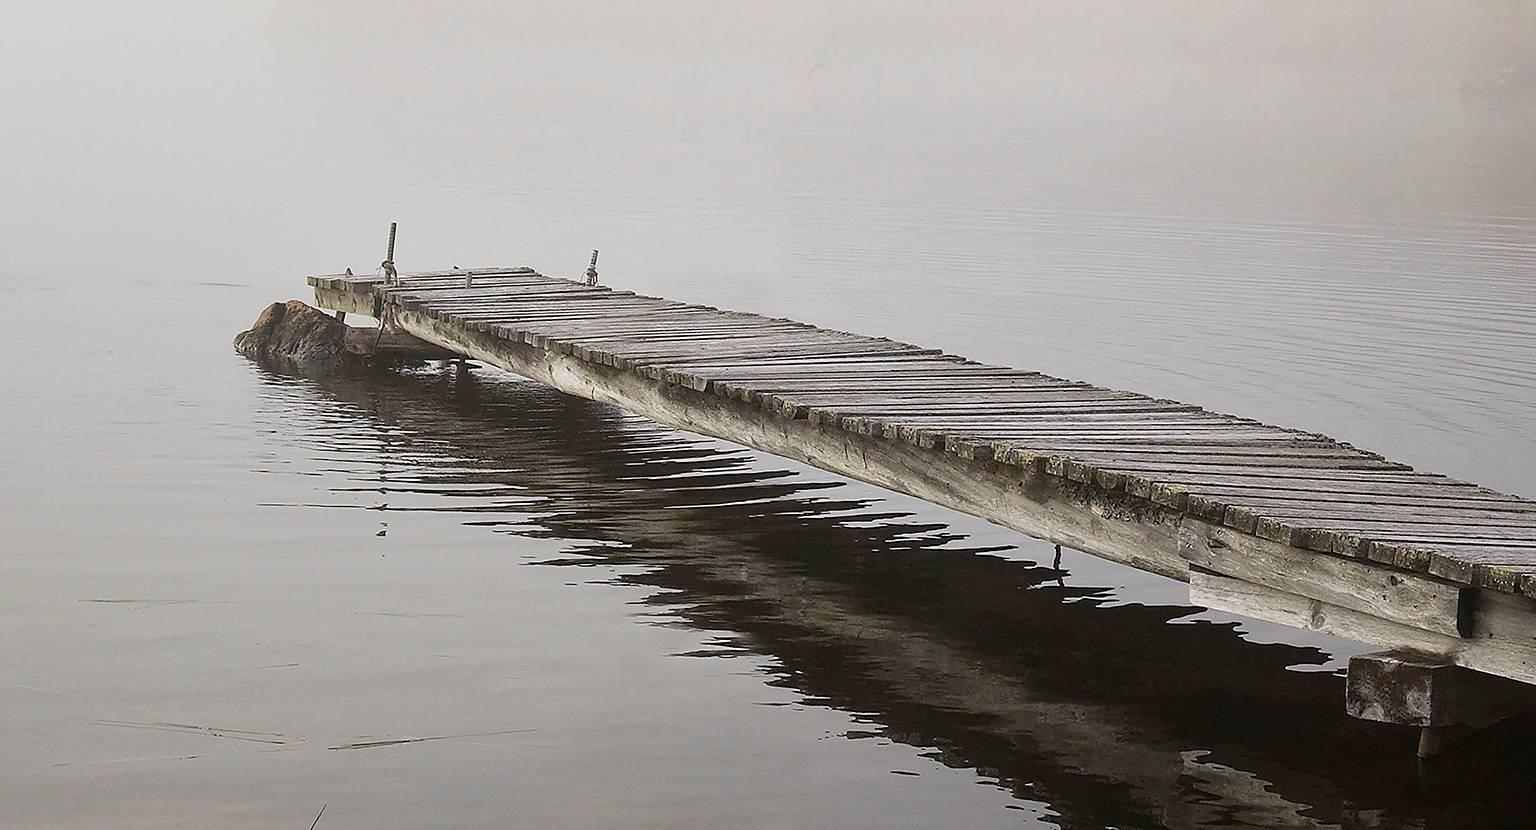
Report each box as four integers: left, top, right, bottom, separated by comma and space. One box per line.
1345, 651, 1536, 756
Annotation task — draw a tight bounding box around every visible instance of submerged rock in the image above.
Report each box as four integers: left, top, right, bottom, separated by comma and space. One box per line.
235, 300, 465, 374
234, 300, 356, 373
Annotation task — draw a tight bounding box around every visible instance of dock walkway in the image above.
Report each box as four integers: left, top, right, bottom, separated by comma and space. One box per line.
310, 266, 1536, 727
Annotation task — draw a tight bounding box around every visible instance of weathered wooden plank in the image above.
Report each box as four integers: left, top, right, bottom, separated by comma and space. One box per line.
977, 422, 1294, 434
1188, 569, 1536, 686
754, 383, 1118, 399
761, 388, 1132, 403
1049, 468, 1505, 500
943, 435, 1344, 462
394, 286, 613, 303
308, 276, 381, 291
755, 386, 1100, 400
1087, 460, 1460, 484
1179, 520, 1467, 637
695, 365, 1000, 379
437, 300, 692, 319
593, 334, 914, 357
837, 417, 1243, 438
479, 316, 724, 338
787, 398, 1183, 413
810, 402, 1206, 417
738, 381, 1088, 400
1277, 518, 1536, 540
427, 296, 689, 312
578, 336, 884, 358
443, 307, 694, 323
1202, 500, 1536, 528
1053, 453, 1394, 476
576, 334, 821, 351
739, 376, 1067, 389
372, 266, 534, 279
1358, 541, 1536, 591
412, 287, 666, 302
638, 349, 945, 370
896, 428, 1274, 448
331, 268, 533, 289
854, 411, 1246, 426
944, 431, 1298, 448
768, 391, 1157, 417
1363, 534, 1536, 549
513, 324, 857, 347
888, 426, 1287, 454
688, 354, 975, 368
386, 277, 543, 289
627, 350, 940, 373
968, 432, 1303, 449
1182, 484, 1536, 513
387, 280, 581, 297
572, 324, 815, 341
421, 290, 683, 305
996, 442, 1371, 459
1191, 488, 1536, 516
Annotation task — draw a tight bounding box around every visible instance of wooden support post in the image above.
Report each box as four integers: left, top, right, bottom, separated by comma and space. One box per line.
1417, 726, 1443, 759
1345, 651, 1536, 756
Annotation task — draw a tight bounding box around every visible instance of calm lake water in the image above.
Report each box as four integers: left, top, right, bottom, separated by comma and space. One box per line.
3, 3, 1535, 827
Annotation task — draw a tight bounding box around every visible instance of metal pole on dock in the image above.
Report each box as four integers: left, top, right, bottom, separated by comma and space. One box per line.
382, 221, 399, 285
585, 250, 599, 286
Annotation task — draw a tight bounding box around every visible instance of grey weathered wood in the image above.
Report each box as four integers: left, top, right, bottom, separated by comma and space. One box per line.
347, 297, 1194, 579
1188, 569, 1536, 686
1179, 520, 1467, 637
1345, 651, 1536, 728
341, 328, 463, 360
1190, 494, 1536, 523
311, 267, 1536, 700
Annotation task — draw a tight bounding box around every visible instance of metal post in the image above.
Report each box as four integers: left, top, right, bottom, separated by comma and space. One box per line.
381, 222, 399, 285
585, 249, 600, 286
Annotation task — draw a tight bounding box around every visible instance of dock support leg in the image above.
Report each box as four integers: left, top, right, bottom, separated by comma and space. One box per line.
1346, 651, 1536, 757
1416, 726, 1443, 759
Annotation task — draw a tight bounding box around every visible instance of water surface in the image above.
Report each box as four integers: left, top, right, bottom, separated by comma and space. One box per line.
3, 3, 1535, 827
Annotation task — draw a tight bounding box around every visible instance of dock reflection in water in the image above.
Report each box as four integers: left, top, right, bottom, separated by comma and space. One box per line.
264, 362, 1536, 829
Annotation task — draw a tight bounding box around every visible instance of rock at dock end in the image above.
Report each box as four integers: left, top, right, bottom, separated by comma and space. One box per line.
234, 300, 354, 373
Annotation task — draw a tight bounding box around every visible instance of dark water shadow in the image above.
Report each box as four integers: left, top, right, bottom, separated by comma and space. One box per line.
253, 359, 1536, 829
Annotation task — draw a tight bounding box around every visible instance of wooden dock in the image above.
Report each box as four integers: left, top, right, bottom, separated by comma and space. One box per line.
309, 266, 1536, 739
